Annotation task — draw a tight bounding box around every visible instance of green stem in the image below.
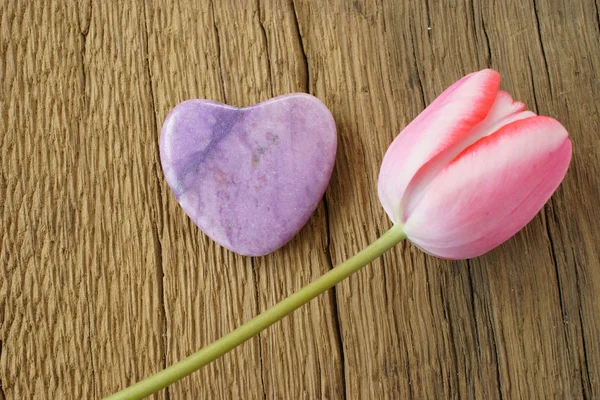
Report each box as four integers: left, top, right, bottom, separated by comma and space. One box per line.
105, 224, 406, 400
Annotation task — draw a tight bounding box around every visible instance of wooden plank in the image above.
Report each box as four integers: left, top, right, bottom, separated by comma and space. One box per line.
523, 0, 600, 397
466, 0, 600, 397
144, 0, 344, 397
0, 1, 168, 398
0, 1, 97, 398
142, 1, 266, 399
293, 1, 482, 398
77, 2, 167, 397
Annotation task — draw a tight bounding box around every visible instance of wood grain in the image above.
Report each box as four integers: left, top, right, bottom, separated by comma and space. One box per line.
1, 0, 599, 398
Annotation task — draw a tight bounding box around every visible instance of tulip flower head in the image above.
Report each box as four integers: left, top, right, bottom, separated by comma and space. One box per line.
378, 69, 572, 259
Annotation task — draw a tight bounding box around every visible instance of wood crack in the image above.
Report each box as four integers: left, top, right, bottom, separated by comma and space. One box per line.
408, 16, 427, 108
404, 340, 415, 400
595, 0, 600, 34
210, 0, 228, 103
487, 306, 504, 400
0, 340, 5, 400
291, 0, 310, 93
469, 0, 492, 67
422, 258, 448, 394
532, 0, 553, 94
466, 261, 484, 369
290, 3, 346, 397
84, 284, 97, 398
142, 4, 169, 398
78, 0, 92, 109
424, 0, 432, 39
250, 259, 267, 400
79, 51, 87, 110
527, 55, 541, 113
572, 247, 592, 399
543, 208, 572, 351
316, 354, 323, 399
322, 196, 348, 400
78, 1, 96, 396
380, 254, 390, 308
481, 14, 492, 67
468, 0, 493, 67
440, 278, 460, 395
358, 142, 379, 219
256, 0, 274, 97
152, 227, 169, 399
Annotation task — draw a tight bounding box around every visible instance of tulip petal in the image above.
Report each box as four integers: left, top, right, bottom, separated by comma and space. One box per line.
403, 116, 572, 260
378, 69, 501, 223
471, 91, 537, 138
401, 91, 537, 220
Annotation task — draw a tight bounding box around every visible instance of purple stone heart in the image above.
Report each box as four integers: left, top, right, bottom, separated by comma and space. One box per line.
160, 94, 337, 256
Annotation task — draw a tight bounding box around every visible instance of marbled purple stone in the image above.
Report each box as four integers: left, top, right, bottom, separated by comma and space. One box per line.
160, 93, 337, 256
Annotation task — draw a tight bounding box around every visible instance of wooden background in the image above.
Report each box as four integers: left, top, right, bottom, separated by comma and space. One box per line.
1, 0, 599, 398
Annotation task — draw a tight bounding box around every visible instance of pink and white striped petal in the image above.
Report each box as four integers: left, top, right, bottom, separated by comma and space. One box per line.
400, 91, 537, 222
403, 116, 572, 260
378, 69, 501, 223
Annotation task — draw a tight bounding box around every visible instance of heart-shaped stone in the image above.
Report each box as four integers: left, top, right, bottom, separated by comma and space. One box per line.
160, 94, 337, 256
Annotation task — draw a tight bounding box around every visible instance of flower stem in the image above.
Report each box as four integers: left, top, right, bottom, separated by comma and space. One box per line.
105, 224, 406, 400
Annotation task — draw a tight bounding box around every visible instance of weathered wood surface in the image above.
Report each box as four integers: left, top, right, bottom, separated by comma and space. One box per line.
1, 0, 599, 398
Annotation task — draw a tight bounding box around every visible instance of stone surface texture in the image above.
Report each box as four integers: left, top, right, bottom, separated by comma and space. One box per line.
160, 94, 337, 256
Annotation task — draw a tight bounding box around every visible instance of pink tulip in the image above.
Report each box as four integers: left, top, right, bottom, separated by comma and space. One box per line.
378, 69, 572, 259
